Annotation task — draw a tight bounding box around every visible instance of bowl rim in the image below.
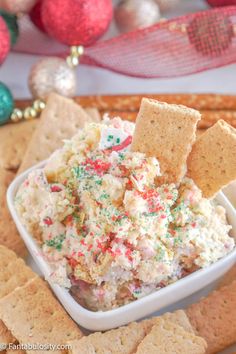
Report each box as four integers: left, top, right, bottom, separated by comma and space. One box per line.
7, 161, 236, 327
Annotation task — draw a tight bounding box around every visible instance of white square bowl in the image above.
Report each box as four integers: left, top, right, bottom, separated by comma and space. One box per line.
7, 161, 236, 331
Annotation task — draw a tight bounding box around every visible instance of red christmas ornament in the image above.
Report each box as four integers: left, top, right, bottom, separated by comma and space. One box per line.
187, 12, 233, 56
41, 0, 113, 46
207, 0, 236, 6
29, 0, 46, 33
0, 16, 10, 65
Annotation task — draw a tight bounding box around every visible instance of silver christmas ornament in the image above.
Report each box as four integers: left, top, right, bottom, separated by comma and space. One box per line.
115, 0, 161, 33
155, 0, 180, 12
0, 0, 37, 14
28, 57, 76, 100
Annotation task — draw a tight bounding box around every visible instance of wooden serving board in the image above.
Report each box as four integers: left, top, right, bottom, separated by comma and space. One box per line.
16, 93, 236, 130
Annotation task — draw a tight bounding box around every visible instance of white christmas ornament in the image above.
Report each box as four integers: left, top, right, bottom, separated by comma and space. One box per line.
115, 0, 161, 33
155, 0, 180, 12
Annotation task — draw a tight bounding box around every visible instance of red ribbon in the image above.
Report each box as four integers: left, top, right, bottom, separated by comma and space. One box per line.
14, 6, 236, 78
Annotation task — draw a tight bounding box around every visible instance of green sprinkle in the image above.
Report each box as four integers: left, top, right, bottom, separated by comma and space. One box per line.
100, 192, 109, 200
116, 138, 120, 144
118, 153, 125, 160
45, 234, 66, 251
72, 166, 88, 179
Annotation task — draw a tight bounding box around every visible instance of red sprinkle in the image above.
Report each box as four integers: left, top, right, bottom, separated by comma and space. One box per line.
67, 257, 78, 268
43, 217, 53, 226
160, 214, 167, 219
87, 244, 93, 251
191, 222, 196, 228
24, 180, 29, 187
86, 158, 111, 175
64, 215, 73, 225
50, 185, 62, 192
77, 251, 84, 257
125, 249, 133, 261
115, 249, 122, 256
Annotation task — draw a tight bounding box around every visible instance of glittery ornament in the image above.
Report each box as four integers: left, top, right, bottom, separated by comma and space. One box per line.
207, 0, 236, 6
0, 82, 14, 125
115, 0, 160, 33
0, 16, 10, 65
187, 13, 233, 56
155, 0, 179, 12
0, 0, 36, 14
0, 9, 19, 46
41, 0, 113, 46
29, 0, 46, 33
28, 57, 77, 100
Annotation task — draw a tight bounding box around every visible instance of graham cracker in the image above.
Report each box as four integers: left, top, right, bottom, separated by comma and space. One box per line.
187, 119, 236, 198
186, 280, 236, 354
68, 310, 194, 354
0, 277, 83, 354
0, 245, 18, 262
0, 320, 15, 348
0, 120, 38, 172
131, 98, 201, 184
217, 264, 236, 289
85, 107, 101, 122
135, 318, 207, 354
0, 257, 35, 299
0, 245, 35, 348
143, 310, 194, 334
18, 93, 93, 174
0, 171, 27, 258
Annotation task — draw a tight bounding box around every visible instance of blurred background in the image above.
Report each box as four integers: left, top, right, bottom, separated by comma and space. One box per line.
1, 0, 236, 98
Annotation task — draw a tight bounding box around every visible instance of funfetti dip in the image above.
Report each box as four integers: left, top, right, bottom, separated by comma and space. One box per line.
15, 117, 235, 311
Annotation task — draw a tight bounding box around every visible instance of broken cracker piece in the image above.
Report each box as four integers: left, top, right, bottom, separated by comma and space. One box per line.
68, 310, 194, 354
131, 98, 201, 184
187, 119, 236, 198
135, 317, 207, 354
18, 93, 93, 174
186, 280, 236, 354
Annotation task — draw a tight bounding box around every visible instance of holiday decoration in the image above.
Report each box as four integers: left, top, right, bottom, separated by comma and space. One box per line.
0, 15, 10, 64
207, 0, 236, 6
0, 9, 19, 46
28, 57, 77, 100
29, 0, 46, 33
187, 12, 234, 56
0, 81, 14, 124
115, 0, 160, 33
155, 0, 180, 12
0, 0, 36, 14
10, 99, 46, 122
0, 5, 236, 127
41, 0, 113, 46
